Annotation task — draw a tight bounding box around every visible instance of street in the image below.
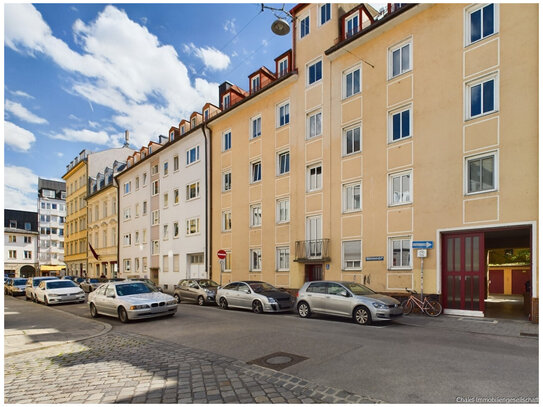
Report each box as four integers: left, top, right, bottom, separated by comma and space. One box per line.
4, 295, 539, 403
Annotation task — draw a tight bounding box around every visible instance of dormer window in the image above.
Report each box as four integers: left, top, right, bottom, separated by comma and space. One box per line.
181, 126, 185, 135
223, 93, 230, 109
191, 118, 196, 128
169, 131, 175, 142
278, 57, 288, 77
345, 12, 360, 38
204, 109, 209, 121
251, 76, 260, 93
149, 146, 152, 154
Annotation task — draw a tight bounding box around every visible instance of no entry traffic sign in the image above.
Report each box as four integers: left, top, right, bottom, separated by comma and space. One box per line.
217, 249, 227, 260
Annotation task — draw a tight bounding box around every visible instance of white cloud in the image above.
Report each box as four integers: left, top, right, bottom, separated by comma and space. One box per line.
4, 165, 39, 211
5, 100, 48, 124
5, 4, 220, 148
185, 43, 230, 71
88, 120, 99, 128
68, 114, 80, 121
10, 90, 34, 99
261, 39, 269, 47
223, 18, 236, 34
4, 121, 36, 152
51, 128, 112, 145
57, 152, 64, 157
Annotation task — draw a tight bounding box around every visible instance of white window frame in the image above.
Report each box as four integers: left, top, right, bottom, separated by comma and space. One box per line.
152, 210, 160, 226
222, 130, 232, 152
186, 145, 200, 166
250, 161, 262, 184
276, 100, 290, 128
163, 193, 169, 208
250, 115, 262, 139
123, 181, 131, 195
389, 170, 413, 206
465, 4, 499, 47
318, 3, 332, 26
163, 161, 169, 176
278, 57, 288, 77
124, 259, 131, 272
186, 217, 200, 236
186, 181, 200, 201
343, 65, 361, 99
204, 109, 209, 121
465, 72, 499, 120
276, 198, 290, 224
251, 75, 260, 93
174, 189, 180, 205
276, 246, 290, 271
152, 180, 159, 196
343, 123, 362, 156
222, 171, 232, 192
307, 59, 322, 86
250, 204, 262, 228
345, 12, 360, 38
135, 177, 140, 190
388, 38, 412, 79
223, 93, 231, 109
249, 248, 262, 272
342, 240, 362, 270
307, 110, 322, 140
277, 150, 290, 176
388, 236, 412, 270
343, 182, 362, 213
123, 233, 132, 247
299, 14, 310, 39
123, 207, 131, 221
388, 104, 412, 143
151, 165, 158, 175
173, 222, 179, 238
173, 155, 179, 172
224, 251, 232, 272
163, 224, 169, 240
465, 150, 498, 195
152, 240, 159, 255
222, 211, 232, 232
307, 163, 323, 192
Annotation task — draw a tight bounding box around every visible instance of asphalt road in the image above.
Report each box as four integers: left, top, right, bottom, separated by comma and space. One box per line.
11, 295, 539, 403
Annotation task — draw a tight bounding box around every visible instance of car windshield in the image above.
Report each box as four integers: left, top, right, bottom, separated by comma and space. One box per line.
13, 279, 27, 285
248, 282, 275, 293
89, 279, 99, 283
47, 281, 77, 289
115, 283, 154, 296
33, 278, 56, 286
198, 280, 219, 288
342, 282, 376, 296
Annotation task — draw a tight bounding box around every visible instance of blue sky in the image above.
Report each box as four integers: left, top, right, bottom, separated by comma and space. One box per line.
4, 3, 293, 211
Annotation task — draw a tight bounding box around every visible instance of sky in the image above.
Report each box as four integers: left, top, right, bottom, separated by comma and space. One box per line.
3, 2, 294, 212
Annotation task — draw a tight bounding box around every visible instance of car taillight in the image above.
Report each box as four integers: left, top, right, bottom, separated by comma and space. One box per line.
296, 291, 299, 297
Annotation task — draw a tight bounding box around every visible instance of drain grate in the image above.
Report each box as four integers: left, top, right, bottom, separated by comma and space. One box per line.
248, 352, 308, 371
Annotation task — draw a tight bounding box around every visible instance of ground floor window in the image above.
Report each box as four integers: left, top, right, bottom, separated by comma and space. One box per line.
389, 236, 412, 269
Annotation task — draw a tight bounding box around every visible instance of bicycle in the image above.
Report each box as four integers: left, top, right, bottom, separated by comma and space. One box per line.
401, 289, 442, 317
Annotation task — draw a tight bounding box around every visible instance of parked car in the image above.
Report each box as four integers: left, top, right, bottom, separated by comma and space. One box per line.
6, 278, 27, 296
25, 276, 59, 301
80, 278, 103, 293
173, 279, 219, 305
296, 281, 403, 325
73, 277, 86, 286
4, 278, 13, 294
127, 278, 163, 292
88, 281, 177, 323
216, 281, 295, 313
34, 279, 86, 305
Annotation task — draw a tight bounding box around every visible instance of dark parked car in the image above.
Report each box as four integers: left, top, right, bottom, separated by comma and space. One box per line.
80, 278, 103, 293
6, 278, 27, 296
216, 281, 295, 313
173, 279, 219, 305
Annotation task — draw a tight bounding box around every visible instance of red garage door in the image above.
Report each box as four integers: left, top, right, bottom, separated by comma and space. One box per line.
512, 269, 530, 295
489, 270, 504, 294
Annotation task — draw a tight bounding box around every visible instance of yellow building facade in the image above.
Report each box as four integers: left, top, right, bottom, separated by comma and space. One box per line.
206, 3, 537, 317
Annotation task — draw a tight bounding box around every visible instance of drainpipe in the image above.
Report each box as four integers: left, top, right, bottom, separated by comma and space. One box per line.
202, 122, 211, 280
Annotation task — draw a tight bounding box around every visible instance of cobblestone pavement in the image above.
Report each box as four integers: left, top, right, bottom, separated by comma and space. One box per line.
4, 331, 382, 404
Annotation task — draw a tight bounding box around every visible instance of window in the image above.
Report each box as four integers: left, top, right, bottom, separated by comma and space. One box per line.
95, 206, 99, 221
143, 172, 148, 186
103, 201, 108, 218
41, 202, 46, 209
389, 106, 411, 142
276, 247, 290, 271
186, 146, 200, 165
307, 60, 322, 85
52, 203, 57, 210
24, 236, 31, 243
204, 109, 209, 121
123, 207, 131, 221
163, 224, 169, 240
389, 237, 412, 269
307, 164, 322, 191
251, 116, 261, 139
123, 234, 132, 246
343, 183, 361, 212
389, 40, 411, 78
223, 93, 230, 109
135, 203, 140, 218
250, 204, 262, 227
344, 66, 361, 98
276, 198, 290, 223
123, 182, 131, 195
191, 117, 196, 128
467, 4, 496, 45
320, 3, 331, 25
163, 193, 169, 208
277, 151, 290, 175
307, 111, 322, 139
152, 180, 159, 196
135, 231, 140, 244
143, 201, 148, 215
251, 76, 260, 93
251, 161, 262, 183
223, 131, 232, 151
8, 250, 16, 259
224, 251, 232, 272
222, 211, 232, 232
24, 251, 32, 259
345, 13, 359, 38
173, 222, 179, 238
343, 241, 361, 269
135, 257, 140, 272
151, 165, 159, 175
142, 229, 147, 243
186, 182, 200, 200
223, 171, 232, 192
8, 235, 16, 243
389, 171, 412, 205
135, 177, 140, 190
124, 259, 131, 272
112, 198, 117, 215
143, 257, 148, 271
169, 131, 175, 142
277, 102, 290, 127
250, 249, 262, 271
163, 161, 169, 176
152, 240, 159, 255
467, 75, 497, 119
186, 218, 200, 235
163, 255, 169, 272
343, 125, 361, 155
300, 15, 310, 38
43, 189, 55, 198
174, 189, 179, 204
278, 57, 288, 77
152, 210, 160, 225
466, 152, 497, 194
173, 254, 179, 272
173, 155, 179, 171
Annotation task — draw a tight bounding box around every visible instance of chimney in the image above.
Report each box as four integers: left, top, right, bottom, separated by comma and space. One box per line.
124, 130, 130, 147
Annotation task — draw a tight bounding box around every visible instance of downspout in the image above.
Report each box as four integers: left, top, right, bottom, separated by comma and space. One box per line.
202, 122, 211, 280
116, 176, 120, 279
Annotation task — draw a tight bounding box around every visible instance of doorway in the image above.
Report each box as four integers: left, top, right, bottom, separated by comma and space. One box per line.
304, 264, 323, 282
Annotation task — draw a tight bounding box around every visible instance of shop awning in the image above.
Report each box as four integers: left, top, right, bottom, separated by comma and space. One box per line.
40, 265, 65, 271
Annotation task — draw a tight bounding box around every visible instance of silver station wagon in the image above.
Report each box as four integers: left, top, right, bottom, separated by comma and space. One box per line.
296, 281, 403, 325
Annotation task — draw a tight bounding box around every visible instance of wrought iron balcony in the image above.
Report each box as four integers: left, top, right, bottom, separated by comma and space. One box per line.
294, 239, 331, 263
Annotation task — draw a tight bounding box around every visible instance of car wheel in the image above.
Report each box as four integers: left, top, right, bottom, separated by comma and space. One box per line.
32, 294, 37, 303
25, 294, 30, 301
297, 302, 311, 318
44, 296, 50, 306
89, 303, 99, 318
197, 296, 205, 306
118, 307, 129, 323
252, 300, 263, 314
219, 297, 228, 310
174, 294, 181, 304
353, 306, 372, 325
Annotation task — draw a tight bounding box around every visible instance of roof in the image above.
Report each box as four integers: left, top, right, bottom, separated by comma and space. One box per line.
38, 178, 66, 192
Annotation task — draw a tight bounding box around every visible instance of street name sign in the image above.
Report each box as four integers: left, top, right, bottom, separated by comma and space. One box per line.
365, 256, 384, 261
412, 241, 433, 249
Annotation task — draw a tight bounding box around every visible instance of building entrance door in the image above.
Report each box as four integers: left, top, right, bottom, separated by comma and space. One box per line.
442, 232, 485, 312
304, 265, 323, 282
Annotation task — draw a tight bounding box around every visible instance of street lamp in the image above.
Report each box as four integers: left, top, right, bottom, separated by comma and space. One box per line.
261, 4, 294, 36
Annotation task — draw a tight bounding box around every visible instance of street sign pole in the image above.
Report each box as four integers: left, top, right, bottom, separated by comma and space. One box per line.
218, 259, 225, 286
420, 258, 424, 300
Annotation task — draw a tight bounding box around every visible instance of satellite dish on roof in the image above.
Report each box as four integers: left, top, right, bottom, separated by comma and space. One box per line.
271, 18, 290, 36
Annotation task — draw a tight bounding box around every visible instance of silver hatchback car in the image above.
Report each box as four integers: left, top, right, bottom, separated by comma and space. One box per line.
296, 281, 402, 325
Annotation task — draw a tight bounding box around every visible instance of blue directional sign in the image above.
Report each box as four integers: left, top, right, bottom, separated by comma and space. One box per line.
412, 241, 433, 249
365, 256, 384, 261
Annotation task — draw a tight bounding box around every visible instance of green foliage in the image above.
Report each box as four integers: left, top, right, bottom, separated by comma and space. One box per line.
489, 248, 530, 265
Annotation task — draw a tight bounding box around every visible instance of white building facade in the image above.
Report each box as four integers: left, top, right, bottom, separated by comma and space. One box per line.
4, 210, 39, 278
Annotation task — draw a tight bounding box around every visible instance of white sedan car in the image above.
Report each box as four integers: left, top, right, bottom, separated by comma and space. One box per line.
88, 281, 177, 323
35, 279, 86, 305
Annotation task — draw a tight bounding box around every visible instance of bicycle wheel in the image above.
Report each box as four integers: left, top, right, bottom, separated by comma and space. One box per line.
401, 299, 413, 315
424, 300, 442, 317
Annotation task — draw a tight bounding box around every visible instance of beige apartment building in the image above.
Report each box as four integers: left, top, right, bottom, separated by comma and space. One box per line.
206, 3, 538, 318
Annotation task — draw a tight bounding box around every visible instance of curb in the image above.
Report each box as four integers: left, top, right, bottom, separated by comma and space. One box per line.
4, 299, 112, 357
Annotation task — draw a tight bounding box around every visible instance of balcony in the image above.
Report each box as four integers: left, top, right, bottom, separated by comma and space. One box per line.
294, 239, 331, 263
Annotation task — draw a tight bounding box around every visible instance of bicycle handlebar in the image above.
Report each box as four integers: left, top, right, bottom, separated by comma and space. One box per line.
405, 288, 419, 294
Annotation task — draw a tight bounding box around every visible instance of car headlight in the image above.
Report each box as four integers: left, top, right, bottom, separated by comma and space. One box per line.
267, 297, 277, 304
205, 289, 213, 294
166, 299, 177, 305
130, 304, 151, 310
372, 302, 388, 309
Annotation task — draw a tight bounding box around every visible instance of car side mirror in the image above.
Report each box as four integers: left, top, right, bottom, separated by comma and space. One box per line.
342, 291, 350, 297
107, 292, 115, 298
245, 289, 251, 294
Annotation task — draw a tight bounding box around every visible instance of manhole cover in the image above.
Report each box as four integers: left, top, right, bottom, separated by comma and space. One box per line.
248, 352, 308, 371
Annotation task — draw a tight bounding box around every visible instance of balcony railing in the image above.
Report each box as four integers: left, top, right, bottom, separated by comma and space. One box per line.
294, 239, 331, 263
